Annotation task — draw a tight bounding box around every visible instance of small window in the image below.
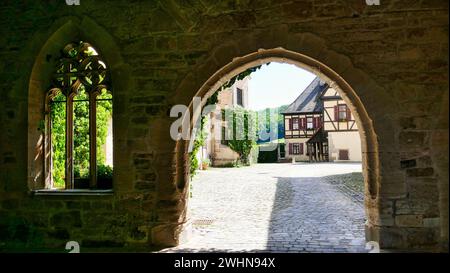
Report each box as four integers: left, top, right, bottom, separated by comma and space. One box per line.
221, 110, 228, 145
307, 117, 313, 129
221, 126, 228, 145
292, 118, 299, 130
236, 88, 243, 106
292, 143, 300, 155
338, 104, 348, 121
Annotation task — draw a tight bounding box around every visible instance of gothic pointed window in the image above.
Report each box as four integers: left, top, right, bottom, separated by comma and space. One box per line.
45, 42, 113, 190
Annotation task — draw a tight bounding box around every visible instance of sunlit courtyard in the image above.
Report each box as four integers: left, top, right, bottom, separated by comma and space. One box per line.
160, 162, 367, 253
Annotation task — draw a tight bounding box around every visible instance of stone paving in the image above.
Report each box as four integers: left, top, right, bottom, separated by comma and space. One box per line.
159, 163, 368, 253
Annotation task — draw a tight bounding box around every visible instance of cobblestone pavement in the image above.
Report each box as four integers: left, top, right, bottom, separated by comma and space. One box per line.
159, 163, 368, 253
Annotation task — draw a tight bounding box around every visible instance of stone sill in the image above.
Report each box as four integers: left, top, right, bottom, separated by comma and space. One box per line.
31, 189, 114, 196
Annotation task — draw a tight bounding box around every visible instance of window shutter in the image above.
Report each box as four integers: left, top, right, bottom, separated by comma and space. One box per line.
334, 106, 338, 121
289, 118, 292, 130
289, 143, 293, 154
300, 143, 304, 155
313, 117, 317, 129
346, 107, 352, 121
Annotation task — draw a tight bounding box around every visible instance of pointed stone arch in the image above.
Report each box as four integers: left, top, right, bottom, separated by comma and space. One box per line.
27, 16, 131, 191
156, 29, 400, 248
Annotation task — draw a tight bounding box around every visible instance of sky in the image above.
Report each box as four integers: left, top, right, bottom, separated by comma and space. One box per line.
248, 62, 317, 111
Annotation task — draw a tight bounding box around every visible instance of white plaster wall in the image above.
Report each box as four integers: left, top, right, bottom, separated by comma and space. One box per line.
328, 131, 362, 162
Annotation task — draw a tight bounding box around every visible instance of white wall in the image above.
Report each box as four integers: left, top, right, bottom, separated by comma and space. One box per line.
328, 131, 362, 162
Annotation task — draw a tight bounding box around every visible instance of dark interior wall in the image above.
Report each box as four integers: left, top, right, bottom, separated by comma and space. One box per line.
0, 0, 448, 251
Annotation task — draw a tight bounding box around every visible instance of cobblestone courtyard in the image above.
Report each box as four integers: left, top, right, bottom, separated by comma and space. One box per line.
160, 163, 367, 253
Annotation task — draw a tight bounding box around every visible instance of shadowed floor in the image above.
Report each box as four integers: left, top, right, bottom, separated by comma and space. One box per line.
159, 163, 367, 253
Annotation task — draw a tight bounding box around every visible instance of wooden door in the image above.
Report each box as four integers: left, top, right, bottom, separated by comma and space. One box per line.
338, 149, 349, 160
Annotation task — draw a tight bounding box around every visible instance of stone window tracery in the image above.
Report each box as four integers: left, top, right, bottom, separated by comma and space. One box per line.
45, 41, 113, 190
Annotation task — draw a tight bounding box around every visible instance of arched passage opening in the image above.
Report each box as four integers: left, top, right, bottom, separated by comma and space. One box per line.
166, 48, 383, 251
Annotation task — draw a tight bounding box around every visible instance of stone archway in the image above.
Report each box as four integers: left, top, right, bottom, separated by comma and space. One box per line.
187, 49, 379, 245
0, 1, 445, 253
157, 36, 397, 248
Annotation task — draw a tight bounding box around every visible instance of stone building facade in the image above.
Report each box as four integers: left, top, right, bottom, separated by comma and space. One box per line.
196, 77, 250, 167
0, 1, 447, 252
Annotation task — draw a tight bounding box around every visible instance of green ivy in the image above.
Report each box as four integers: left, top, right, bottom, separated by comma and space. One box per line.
189, 115, 208, 178
225, 106, 258, 166
97, 164, 113, 180
50, 87, 113, 188
206, 63, 269, 105
50, 96, 66, 188
189, 63, 269, 177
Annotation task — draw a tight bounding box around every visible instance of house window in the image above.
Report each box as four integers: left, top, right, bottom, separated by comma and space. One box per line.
221, 126, 228, 145
307, 117, 313, 129
292, 118, 299, 130
338, 149, 349, 160
293, 143, 300, 155
290, 143, 303, 155
46, 41, 113, 190
312, 117, 321, 129
221, 109, 228, 145
236, 88, 243, 106
338, 104, 348, 121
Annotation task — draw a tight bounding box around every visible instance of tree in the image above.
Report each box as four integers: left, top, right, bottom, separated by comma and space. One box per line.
225, 106, 257, 165
188, 115, 208, 178
51, 86, 113, 188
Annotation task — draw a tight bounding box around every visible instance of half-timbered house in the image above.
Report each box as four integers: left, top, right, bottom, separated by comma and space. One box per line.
282, 77, 361, 162
321, 84, 361, 162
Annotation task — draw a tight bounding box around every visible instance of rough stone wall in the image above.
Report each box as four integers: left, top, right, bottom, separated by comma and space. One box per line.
212, 86, 240, 167
0, 0, 448, 251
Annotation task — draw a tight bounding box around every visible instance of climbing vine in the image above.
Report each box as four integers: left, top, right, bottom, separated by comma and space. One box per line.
206, 63, 269, 105
50, 87, 113, 188
189, 63, 269, 177
189, 115, 208, 178
224, 106, 258, 166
